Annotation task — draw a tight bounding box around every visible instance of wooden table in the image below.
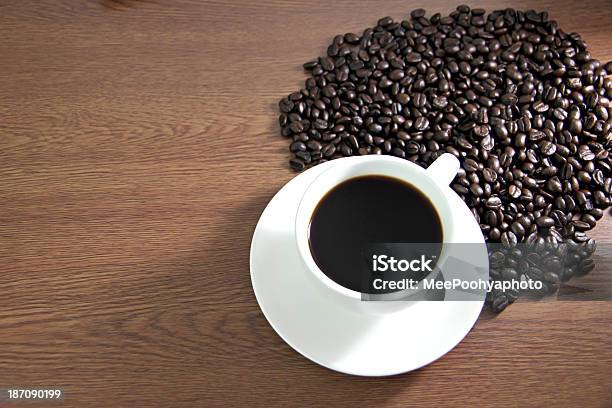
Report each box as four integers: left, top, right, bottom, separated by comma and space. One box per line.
1, 1, 611, 406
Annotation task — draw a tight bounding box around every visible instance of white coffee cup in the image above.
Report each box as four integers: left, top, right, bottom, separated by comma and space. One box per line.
294, 153, 477, 310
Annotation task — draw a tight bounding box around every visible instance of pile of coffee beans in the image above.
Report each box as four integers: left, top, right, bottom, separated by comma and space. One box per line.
278, 6, 612, 312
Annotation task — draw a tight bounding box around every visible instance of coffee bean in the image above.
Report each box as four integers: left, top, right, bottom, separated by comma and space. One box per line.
501, 231, 518, 248
340, 144, 353, 156
584, 238, 597, 255
289, 158, 305, 171
545, 177, 562, 194
480, 136, 494, 151
397, 93, 410, 104
500, 93, 518, 105
389, 69, 404, 81
392, 147, 405, 158
343, 32, 360, 43
405, 53, 422, 63
536, 216, 555, 228
313, 119, 328, 130
432, 96, 448, 109
322, 144, 336, 157
527, 266, 544, 281
569, 119, 583, 134
532, 101, 549, 113
486, 196, 502, 209
470, 183, 484, 197
411, 8, 426, 18
377, 16, 393, 26
369, 123, 383, 134
290, 121, 305, 133
490, 293, 510, 313
489, 251, 505, 267
473, 125, 490, 138
594, 190, 608, 206
510, 222, 525, 237
482, 168, 497, 183
508, 184, 521, 199
578, 147, 595, 161
572, 220, 592, 231
540, 141, 557, 156
464, 159, 479, 173
578, 258, 595, 275
502, 267, 519, 281
295, 151, 311, 164
290, 141, 307, 152
544, 271, 560, 284
307, 140, 322, 151
320, 56, 334, 71
574, 231, 589, 242
414, 117, 429, 131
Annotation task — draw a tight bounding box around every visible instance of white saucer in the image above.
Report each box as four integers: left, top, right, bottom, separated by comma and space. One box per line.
250, 160, 487, 376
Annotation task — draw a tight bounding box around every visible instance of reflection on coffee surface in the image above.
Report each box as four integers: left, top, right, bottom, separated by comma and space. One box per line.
308, 175, 443, 293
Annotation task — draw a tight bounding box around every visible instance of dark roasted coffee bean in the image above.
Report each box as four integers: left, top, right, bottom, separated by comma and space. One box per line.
535, 216, 555, 228
369, 123, 383, 133
482, 168, 497, 183
544, 271, 560, 284
405, 53, 422, 63
501, 231, 518, 248
527, 266, 543, 281
486, 196, 502, 209
480, 136, 494, 151
546, 177, 563, 194
589, 208, 604, 220
432, 96, 448, 109
470, 183, 484, 197
290, 141, 307, 152
289, 158, 305, 171
569, 118, 583, 134
313, 119, 328, 130
340, 144, 353, 156
578, 258, 595, 275
510, 221, 525, 237
473, 125, 490, 138
464, 159, 479, 173
502, 267, 519, 281
491, 294, 510, 313
414, 117, 429, 131
295, 151, 311, 164
540, 141, 556, 156
307, 140, 322, 151
508, 184, 521, 199
410, 8, 426, 18
347, 135, 359, 150
489, 228, 501, 241
572, 220, 591, 231
584, 238, 597, 255
322, 144, 336, 157
289, 121, 304, 133
344, 32, 360, 43
574, 231, 588, 242
489, 251, 505, 268
593, 190, 607, 206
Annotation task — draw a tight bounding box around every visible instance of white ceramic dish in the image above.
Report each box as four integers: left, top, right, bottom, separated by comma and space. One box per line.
250, 156, 488, 376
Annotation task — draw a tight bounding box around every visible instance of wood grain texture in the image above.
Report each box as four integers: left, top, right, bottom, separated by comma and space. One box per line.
1, 1, 611, 407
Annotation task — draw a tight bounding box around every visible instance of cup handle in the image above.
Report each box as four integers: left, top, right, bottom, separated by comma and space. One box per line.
425, 153, 460, 186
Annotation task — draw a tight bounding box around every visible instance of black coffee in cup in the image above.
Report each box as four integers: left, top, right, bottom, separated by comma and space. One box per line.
308, 175, 443, 293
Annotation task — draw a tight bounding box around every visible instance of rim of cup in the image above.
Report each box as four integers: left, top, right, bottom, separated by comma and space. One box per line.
294, 154, 459, 300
